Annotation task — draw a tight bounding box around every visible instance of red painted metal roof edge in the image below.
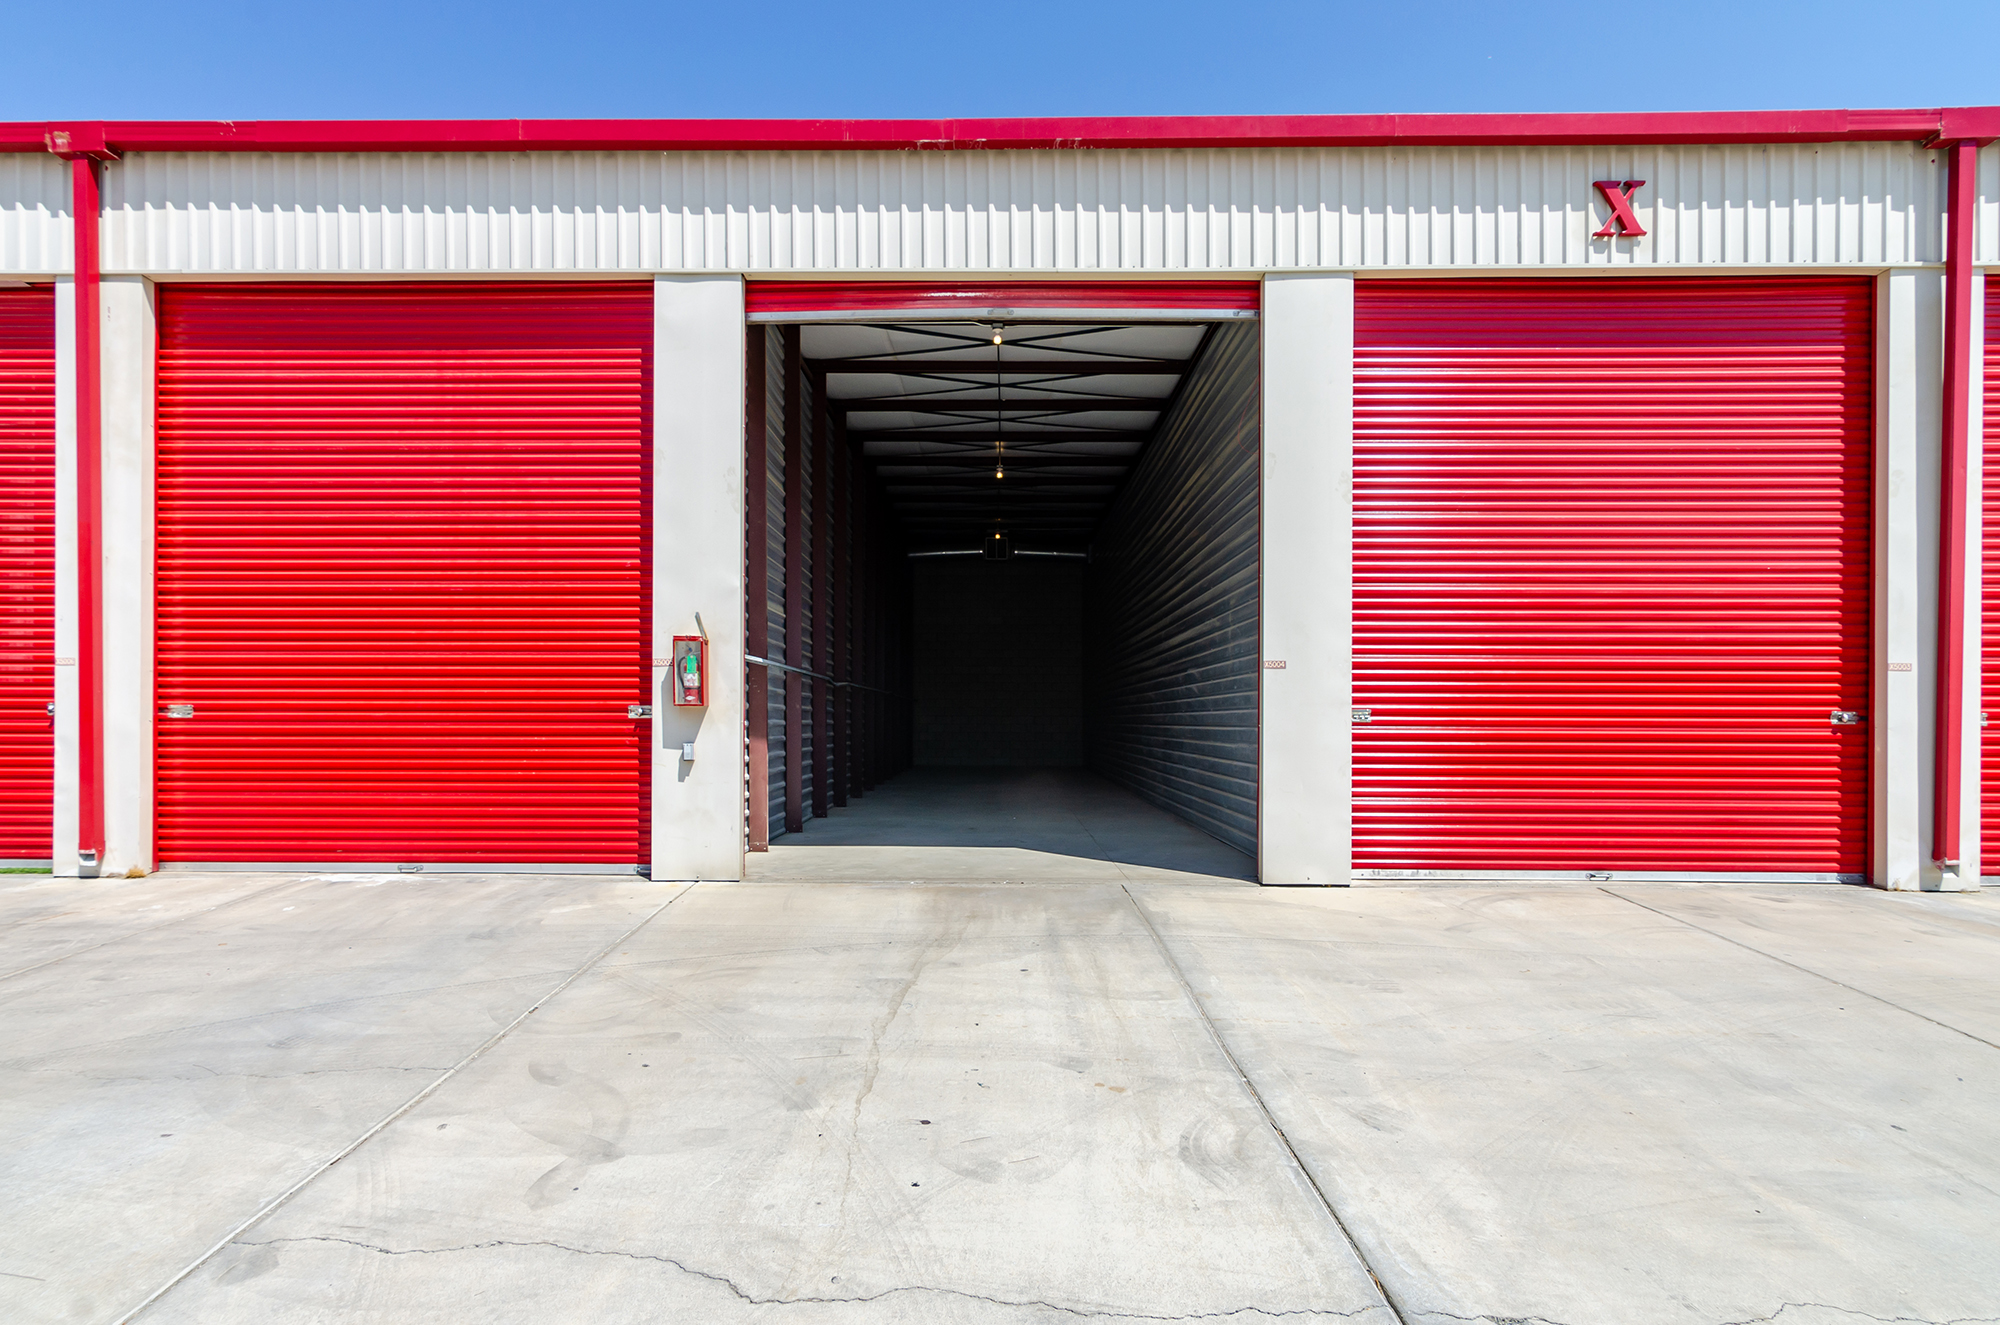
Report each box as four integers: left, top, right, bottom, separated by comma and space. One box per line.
7, 108, 1999, 155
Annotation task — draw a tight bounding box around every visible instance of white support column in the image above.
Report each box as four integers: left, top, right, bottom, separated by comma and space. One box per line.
1259, 272, 1354, 885
98, 276, 155, 877
1875, 269, 1944, 891
650, 275, 746, 881
50, 278, 78, 876
1965, 273, 1988, 887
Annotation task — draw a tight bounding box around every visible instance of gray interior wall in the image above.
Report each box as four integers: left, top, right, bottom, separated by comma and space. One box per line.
1085, 321, 1260, 856
763, 326, 786, 840
912, 559, 1084, 767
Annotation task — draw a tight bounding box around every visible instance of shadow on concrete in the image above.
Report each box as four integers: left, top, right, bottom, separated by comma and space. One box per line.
750, 766, 1257, 884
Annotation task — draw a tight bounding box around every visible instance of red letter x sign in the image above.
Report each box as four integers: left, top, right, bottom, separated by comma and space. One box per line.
1593, 180, 1646, 238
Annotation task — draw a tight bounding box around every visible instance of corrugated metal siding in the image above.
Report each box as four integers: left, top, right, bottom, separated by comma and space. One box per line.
1085, 321, 1259, 856
154, 282, 652, 864
0, 156, 70, 275
795, 364, 816, 818
92, 144, 1941, 276
764, 325, 787, 841
1977, 143, 1998, 268
0, 285, 54, 859
757, 341, 830, 833
1353, 277, 1872, 875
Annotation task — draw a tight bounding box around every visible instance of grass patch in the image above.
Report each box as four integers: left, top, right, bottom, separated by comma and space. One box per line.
0, 867, 52, 874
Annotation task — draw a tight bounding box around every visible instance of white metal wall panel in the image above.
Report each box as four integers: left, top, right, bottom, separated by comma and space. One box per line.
0, 156, 71, 275
1977, 143, 1999, 268
96, 144, 1942, 276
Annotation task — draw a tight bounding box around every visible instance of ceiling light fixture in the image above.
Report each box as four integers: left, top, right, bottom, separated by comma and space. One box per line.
993, 323, 1005, 480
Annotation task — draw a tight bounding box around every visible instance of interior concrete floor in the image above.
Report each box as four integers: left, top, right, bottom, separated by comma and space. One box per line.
2, 868, 1997, 1325
748, 767, 1258, 884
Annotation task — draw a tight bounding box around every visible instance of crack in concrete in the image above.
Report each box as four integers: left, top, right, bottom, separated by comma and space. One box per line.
829, 914, 968, 1252
1713, 1307, 2000, 1325
114, 885, 696, 1325
1119, 886, 1410, 1325
241, 1235, 1388, 1320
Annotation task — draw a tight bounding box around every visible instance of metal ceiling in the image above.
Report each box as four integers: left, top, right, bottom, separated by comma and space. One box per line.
805, 320, 1213, 553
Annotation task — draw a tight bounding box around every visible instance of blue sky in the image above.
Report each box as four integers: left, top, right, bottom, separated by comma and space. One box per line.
1, 0, 1994, 120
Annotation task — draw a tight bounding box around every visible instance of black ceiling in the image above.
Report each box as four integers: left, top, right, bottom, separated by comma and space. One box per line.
805, 319, 1212, 553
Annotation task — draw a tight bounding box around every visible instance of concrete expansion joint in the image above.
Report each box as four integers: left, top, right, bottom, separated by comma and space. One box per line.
231, 1235, 1392, 1321
1119, 884, 1410, 1325
1415, 1307, 2000, 1325
111, 884, 698, 1325
190, 1064, 457, 1080
0, 877, 306, 987
1600, 890, 2000, 1053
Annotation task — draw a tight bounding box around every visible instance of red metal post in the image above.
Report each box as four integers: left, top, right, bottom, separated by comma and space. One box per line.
744, 328, 770, 852
1934, 139, 1980, 867
58, 145, 107, 870
781, 327, 805, 835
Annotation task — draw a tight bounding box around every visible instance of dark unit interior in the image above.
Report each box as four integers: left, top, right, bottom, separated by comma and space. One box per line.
912, 557, 1084, 768
749, 313, 1260, 863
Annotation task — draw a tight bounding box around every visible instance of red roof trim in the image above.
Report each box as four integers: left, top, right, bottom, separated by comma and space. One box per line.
3, 108, 1997, 155
745, 280, 1261, 316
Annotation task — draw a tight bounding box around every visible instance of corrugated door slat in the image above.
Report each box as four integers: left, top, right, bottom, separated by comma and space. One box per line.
156, 282, 651, 865
1354, 277, 1871, 875
0, 286, 54, 861
1086, 321, 1260, 856
1982, 279, 2000, 878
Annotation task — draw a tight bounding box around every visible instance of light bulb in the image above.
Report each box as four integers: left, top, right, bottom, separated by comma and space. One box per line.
992, 330, 1003, 345
995, 463, 1004, 479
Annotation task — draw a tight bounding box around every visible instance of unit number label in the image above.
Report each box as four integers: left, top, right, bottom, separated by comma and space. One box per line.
1262, 660, 1287, 669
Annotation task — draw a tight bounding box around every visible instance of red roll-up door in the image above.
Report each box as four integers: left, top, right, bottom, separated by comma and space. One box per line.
1354, 277, 1871, 877
156, 283, 651, 867
0, 286, 55, 862
1982, 279, 2000, 878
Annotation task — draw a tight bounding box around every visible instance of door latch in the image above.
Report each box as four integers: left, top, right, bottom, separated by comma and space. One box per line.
627, 704, 653, 720
164, 704, 194, 719
1351, 707, 1372, 724
1830, 709, 1861, 726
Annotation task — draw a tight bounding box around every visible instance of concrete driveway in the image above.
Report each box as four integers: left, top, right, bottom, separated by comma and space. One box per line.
2, 871, 1997, 1324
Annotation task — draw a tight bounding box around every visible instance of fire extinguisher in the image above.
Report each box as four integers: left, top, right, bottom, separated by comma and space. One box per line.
679, 645, 703, 706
